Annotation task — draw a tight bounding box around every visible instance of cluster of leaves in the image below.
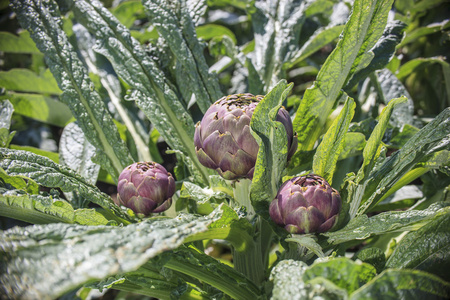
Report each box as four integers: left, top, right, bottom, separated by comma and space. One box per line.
0, 0, 449, 299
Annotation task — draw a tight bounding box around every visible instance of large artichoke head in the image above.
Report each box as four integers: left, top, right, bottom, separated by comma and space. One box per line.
117, 162, 175, 216
194, 93, 297, 180
269, 175, 341, 234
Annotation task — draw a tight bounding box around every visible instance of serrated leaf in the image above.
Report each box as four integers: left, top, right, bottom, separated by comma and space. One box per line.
323, 202, 450, 245
11, 0, 134, 180
0, 148, 131, 221
350, 269, 450, 300
142, 0, 222, 113
250, 80, 293, 218
0, 208, 223, 299
66, 0, 211, 185
386, 211, 450, 281
293, 0, 394, 151
313, 97, 356, 184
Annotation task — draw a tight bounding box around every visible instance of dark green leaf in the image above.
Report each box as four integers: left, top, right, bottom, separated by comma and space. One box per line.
323, 202, 450, 245
386, 211, 450, 281
350, 269, 450, 300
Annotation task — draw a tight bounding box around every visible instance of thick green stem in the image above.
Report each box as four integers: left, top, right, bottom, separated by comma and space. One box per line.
232, 179, 254, 216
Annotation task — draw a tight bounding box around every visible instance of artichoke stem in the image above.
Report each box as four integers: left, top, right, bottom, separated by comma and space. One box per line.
232, 179, 254, 216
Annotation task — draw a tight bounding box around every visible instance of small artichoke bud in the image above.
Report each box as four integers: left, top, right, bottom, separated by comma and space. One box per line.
194, 93, 298, 180
269, 175, 341, 234
117, 162, 175, 216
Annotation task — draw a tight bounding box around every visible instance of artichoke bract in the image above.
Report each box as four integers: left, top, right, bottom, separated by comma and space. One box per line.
194, 93, 297, 180
117, 162, 175, 216
269, 175, 341, 234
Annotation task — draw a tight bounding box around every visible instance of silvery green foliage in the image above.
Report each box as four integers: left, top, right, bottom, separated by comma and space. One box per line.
0, 208, 223, 299
59, 122, 100, 186
10, 0, 134, 181
0, 100, 13, 130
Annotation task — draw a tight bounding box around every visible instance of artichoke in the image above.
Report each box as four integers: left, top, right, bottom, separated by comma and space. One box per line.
194, 93, 297, 180
117, 162, 175, 216
269, 175, 341, 234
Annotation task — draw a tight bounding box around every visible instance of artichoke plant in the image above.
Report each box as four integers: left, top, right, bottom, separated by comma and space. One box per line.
194, 93, 298, 180
117, 162, 175, 216
269, 175, 341, 234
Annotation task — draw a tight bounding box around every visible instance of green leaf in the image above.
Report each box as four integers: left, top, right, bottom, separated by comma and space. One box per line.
396, 56, 449, 80
11, 0, 134, 180
399, 19, 449, 47
339, 132, 366, 160
270, 258, 377, 299
142, 0, 222, 113
293, 0, 394, 151
160, 246, 261, 300
9, 145, 59, 163
285, 234, 325, 258
0, 208, 223, 299
344, 20, 406, 90
386, 211, 450, 281
371, 69, 415, 127
111, 0, 145, 28
0, 189, 75, 224
323, 202, 450, 245
346, 97, 407, 217
196, 24, 237, 44
67, 0, 211, 185
350, 269, 450, 300
0, 31, 41, 54
0, 69, 61, 95
250, 80, 293, 217
289, 24, 345, 67
4, 92, 73, 127
0, 167, 39, 194
313, 97, 356, 184
59, 122, 100, 186
0, 148, 131, 222
0, 100, 15, 148
251, 0, 310, 90
354, 247, 386, 274
357, 107, 450, 215
303, 258, 377, 295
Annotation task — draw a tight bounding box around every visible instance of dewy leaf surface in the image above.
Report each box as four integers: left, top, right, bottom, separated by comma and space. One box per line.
0, 208, 223, 299
386, 211, 450, 281
66, 0, 211, 185
350, 269, 450, 300
313, 97, 356, 184
10, 0, 134, 180
323, 202, 450, 245
59, 122, 100, 186
250, 80, 293, 217
293, 0, 394, 151
0, 148, 130, 221
142, 0, 221, 113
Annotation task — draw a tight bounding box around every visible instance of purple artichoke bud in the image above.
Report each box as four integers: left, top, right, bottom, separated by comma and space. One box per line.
117, 162, 175, 216
269, 175, 341, 234
194, 93, 298, 180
